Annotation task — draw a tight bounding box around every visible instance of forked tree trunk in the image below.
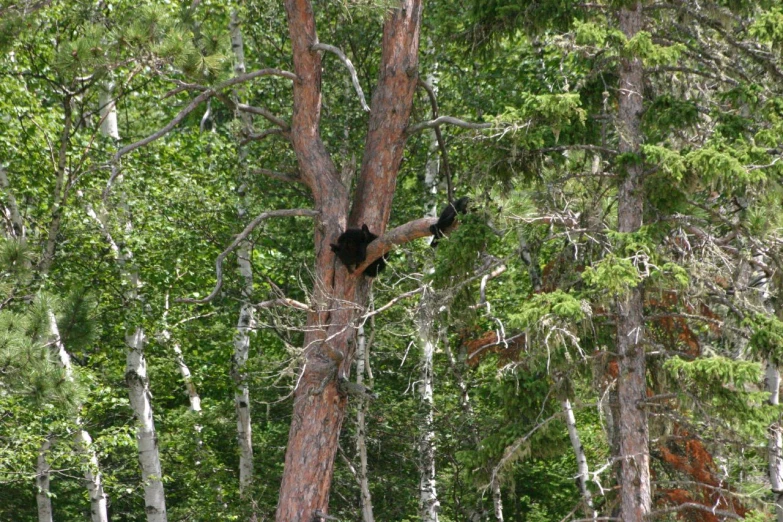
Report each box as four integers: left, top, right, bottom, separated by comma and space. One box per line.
615, 2, 651, 520
275, 1, 423, 520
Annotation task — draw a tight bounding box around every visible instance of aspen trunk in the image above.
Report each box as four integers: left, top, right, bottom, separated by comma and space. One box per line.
615, 3, 651, 520
561, 396, 596, 519
418, 327, 440, 522
768, 362, 783, 521
48, 312, 110, 522
126, 327, 168, 522
355, 325, 375, 522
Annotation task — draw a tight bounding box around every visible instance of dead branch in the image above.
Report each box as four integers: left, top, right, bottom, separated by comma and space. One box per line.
417, 78, 453, 202
255, 298, 310, 311
236, 104, 290, 130
177, 208, 319, 304
241, 128, 284, 145
646, 503, 742, 520
406, 116, 493, 136
312, 42, 370, 112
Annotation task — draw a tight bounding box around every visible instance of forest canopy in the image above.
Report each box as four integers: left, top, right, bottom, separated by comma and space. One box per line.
2, 0, 783, 521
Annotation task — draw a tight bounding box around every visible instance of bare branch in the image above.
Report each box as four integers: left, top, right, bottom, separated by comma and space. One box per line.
646, 503, 742, 520
177, 209, 319, 304
417, 79, 453, 202
252, 168, 303, 184
312, 43, 370, 112
236, 104, 291, 130
241, 128, 284, 145
255, 298, 310, 311
104, 69, 295, 199
406, 116, 493, 136
365, 287, 424, 318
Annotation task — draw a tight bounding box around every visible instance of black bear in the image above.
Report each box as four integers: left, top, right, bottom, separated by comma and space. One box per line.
430, 196, 470, 247
330, 224, 387, 277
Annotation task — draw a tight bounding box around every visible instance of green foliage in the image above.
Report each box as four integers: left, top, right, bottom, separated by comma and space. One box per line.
748, 313, 783, 365
582, 254, 641, 296
623, 31, 685, 66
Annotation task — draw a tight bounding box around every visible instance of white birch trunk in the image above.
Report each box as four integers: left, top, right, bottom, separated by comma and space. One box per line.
355, 325, 375, 522
0, 165, 25, 239
418, 331, 440, 522
127, 327, 167, 522
99, 81, 120, 140
767, 362, 783, 521
36, 436, 54, 522
230, 8, 256, 497
561, 396, 596, 519
96, 85, 167, 521
48, 312, 110, 522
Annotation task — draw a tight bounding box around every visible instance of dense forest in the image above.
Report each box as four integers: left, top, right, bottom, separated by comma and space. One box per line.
2, 0, 783, 521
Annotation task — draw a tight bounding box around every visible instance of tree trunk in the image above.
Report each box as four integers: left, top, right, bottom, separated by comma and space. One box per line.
275, 1, 422, 520
0, 165, 25, 239
615, 3, 651, 520
36, 436, 54, 522
48, 311, 110, 522
126, 327, 168, 522
229, 8, 257, 498
355, 324, 375, 522
561, 395, 596, 519
417, 318, 440, 522
768, 362, 783, 521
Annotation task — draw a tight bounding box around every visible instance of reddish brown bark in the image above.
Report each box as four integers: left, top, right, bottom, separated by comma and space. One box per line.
615, 2, 651, 520
275, 2, 423, 521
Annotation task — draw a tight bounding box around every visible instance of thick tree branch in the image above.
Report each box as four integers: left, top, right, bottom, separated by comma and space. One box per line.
312, 43, 370, 112
255, 298, 310, 311
241, 128, 284, 145
406, 116, 493, 136
177, 209, 319, 304
353, 216, 438, 275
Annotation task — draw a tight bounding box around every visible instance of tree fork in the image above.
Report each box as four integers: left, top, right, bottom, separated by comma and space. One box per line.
275, 1, 423, 520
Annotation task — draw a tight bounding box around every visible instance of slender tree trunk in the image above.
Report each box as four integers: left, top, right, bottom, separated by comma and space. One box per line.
275, 1, 422, 519
126, 327, 167, 522
36, 436, 54, 522
417, 320, 440, 522
615, 3, 651, 520
0, 165, 25, 239
48, 312, 110, 522
561, 395, 596, 519
39, 96, 72, 274
355, 324, 375, 522
768, 362, 783, 521
229, 9, 257, 497
99, 81, 120, 140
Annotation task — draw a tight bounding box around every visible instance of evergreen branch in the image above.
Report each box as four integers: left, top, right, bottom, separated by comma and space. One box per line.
406, 116, 493, 136
312, 43, 370, 112
176, 208, 319, 304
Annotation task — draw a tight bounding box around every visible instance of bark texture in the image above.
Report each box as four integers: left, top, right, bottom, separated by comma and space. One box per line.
126, 327, 168, 522
36, 436, 54, 522
615, 2, 651, 520
275, 1, 422, 520
355, 325, 375, 522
